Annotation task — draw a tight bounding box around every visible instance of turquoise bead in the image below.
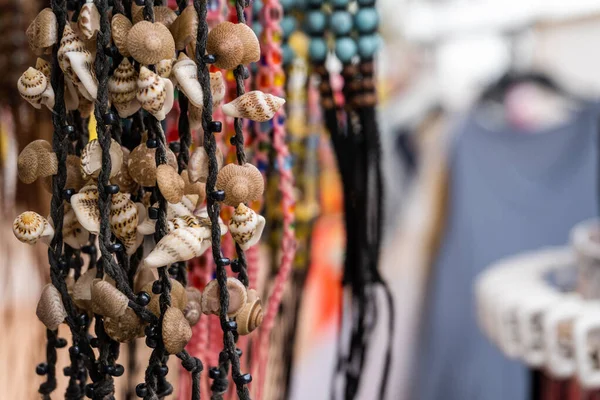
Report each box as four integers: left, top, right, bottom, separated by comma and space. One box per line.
252, 21, 263, 38
280, 0, 294, 11
330, 11, 353, 36
281, 16, 297, 39
283, 44, 296, 66
335, 37, 357, 63
357, 0, 375, 5
309, 38, 328, 62
355, 8, 379, 33
252, 0, 263, 13
305, 10, 327, 35
330, 0, 350, 8
357, 34, 380, 59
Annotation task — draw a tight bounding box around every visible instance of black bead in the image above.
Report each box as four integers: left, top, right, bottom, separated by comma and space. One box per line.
241, 66, 250, 79
63, 188, 76, 202
148, 207, 159, 220
64, 125, 76, 135
145, 325, 157, 338
85, 384, 95, 398
235, 348, 243, 357
112, 364, 125, 377
209, 367, 221, 379
146, 138, 158, 148
63, 366, 72, 376
234, 373, 253, 385
55, 338, 68, 348
217, 257, 231, 267
77, 313, 89, 327
104, 365, 116, 375
145, 337, 158, 348
109, 242, 124, 253
136, 292, 151, 306
81, 245, 96, 255
69, 346, 80, 356
224, 320, 238, 332
155, 365, 169, 377
36, 363, 48, 375
90, 338, 99, 348
152, 281, 163, 294
58, 259, 69, 271
135, 383, 148, 397
230, 259, 241, 273
208, 121, 222, 133
229, 136, 238, 146
168, 265, 179, 276
103, 112, 119, 126
210, 190, 226, 202
203, 54, 216, 64
169, 142, 181, 153
104, 184, 120, 194
134, 0, 145, 5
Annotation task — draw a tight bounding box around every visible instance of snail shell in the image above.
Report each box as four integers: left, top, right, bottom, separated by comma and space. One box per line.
189, 105, 203, 131
80, 138, 124, 180
188, 146, 223, 184
236, 297, 263, 336
78, 1, 100, 40
58, 25, 97, 100
142, 278, 188, 317
110, 192, 143, 255
127, 138, 178, 187
162, 307, 192, 354
222, 90, 285, 122
36, 58, 51, 78
17, 139, 57, 184
181, 170, 206, 204
63, 204, 89, 249
104, 307, 145, 343
143, 226, 212, 269
210, 71, 226, 106
111, 147, 139, 193
229, 203, 266, 250
91, 279, 129, 319
127, 21, 175, 66
201, 278, 248, 318
169, 5, 197, 52
111, 14, 132, 57
36, 284, 67, 331
157, 58, 175, 79
13, 211, 54, 245
156, 164, 185, 204
137, 195, 200, 236
172, 53, 203, 108
216, 163, 265, 207
137, 66, 174, 121
184, 301, 202, 326
108, 58, 141, 118
70, 184, 101, 234
167, 214, 210, 232
17, 67, 55, 110
26, 8, 58, 55
186, 287, 202, 304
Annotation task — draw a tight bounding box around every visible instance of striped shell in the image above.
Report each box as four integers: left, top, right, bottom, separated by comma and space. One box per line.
26, 8, 58, 55
110, 192, 142, 255
137, 66, 174, 121
36, 284, 67, 331
222, 91, 285, 122
58, 25, 97, 100
109, 58, 141, 118
70, 184, 101, 234
80, 139, 124, 179
216, 163, 265, 207
162, 307, 192, 354
17, 140, 57, 184
235, 297, 263, 336
143, 226, 212, 269
201, 278, 247, 318
63, 204, 88, 249
13, 211, 54, 245
229, 203, 266, 250
111, 14, 132, 57
77, 1, 100, 40
17, 67, 54, 110
36, 58, 51, 78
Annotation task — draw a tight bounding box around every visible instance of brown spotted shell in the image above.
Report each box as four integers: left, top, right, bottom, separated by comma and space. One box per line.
162, 307, 192, 354
201, 278, 247, 318
77, 1, 100, 40
142, 278, 188, 317
36, 284, 67, 331
222, 90, 286, 122
13, 211, 54, 245
111, 14, 132, 57
26, 8, 58, 55
104, 307, 145, 343
17, 140, 57, 184
157, 58, 175, 79
215, 163, 265, 207
235, 297, 263, 336
36, 58, 51, 78
91, 279, 129, 319
127, 21, 175, 66
80, 139, 124, 179
156, 164, 185, 204
128, 139, 178, 187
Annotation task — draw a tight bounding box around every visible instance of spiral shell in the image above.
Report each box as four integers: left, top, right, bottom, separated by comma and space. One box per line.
157, 58, 175, 79
201, 278, 247, 318
210, 71, 226, 106
132, 5, 177, 28
70, 184, 101, 234
58, 25, 97, 100
127, 21, 175, 66
236, 297, 263, 336
142, 278, 187, 317
229, 203, 266, 250
137, 66, 174, 121
188, 146, 223, 183
63, 204, 88, 249
184, 301, 201, 326
169, 5, 197, 52
222, 91, 285, 122
36, 284, 67, 331
104, 308, 145, 343
111, 14, 132, 57
156, 164, 185, 204
17, 140, 57, 185
17, 67, 55, 110
13, 211, 54, 245
81, 139, 123, 180
110, 192, 142, 255
91, 279, 129, 319
167, 214, 209, 232
78, 1, 100, 40
171, 53, 204, 108
109, 58, 141, 118
216, 163, 264, 207
181, 170, 206, 203
36, 58, 51, 78
143, 226, 212, 269
163, 307, 192, 354
128, 138, 178, 187
26, 8, 58, 55
206, 22, 260, 69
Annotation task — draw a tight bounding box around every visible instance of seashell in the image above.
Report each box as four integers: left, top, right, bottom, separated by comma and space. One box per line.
58, 25, 98, 100
111, 147, 139, 193
142, 278, 187, 317
26, 8, 58, 55
184, 301, 201, 326
17, 140, 57, 184
70, 184, 100, 234
72, 268, 97, 310
36, 284, 67, 331
17, 67, 55, 110
222, 90, 285, 122
91, 279, 129, 319
109, 58, 141, 118
206, 22, 245, 70
186, 287, 202, 304
169, 5, 198, 52
104, 307, 145, 342
77, 93, 94, 118
246, 288, 259, 303
13, 211, 54, 245
167, 215, 207, 232
236, 297, 263, 336
127, 21, 175, 66
111, 14, 132, 57
181, 170, 206, 203
78, 1, 100, 40
237, 23, 261, 65
193, 207, 228, 235
41, 154, 85, 194
157, 58, 175, 79
172, 53, 203, 108
137, 66, 174, 121
81, 139, 124, 179
201, 278, 248, 318
131, 5, 178, 28
36, 58, 51, 78
63, 204, 89, 249
210, 71, 226, 107
143, 226, 211, 269
110, 192, 143, 255
157, 164, 185, 204
64, 79, 80, 111
162, 307, 192, 354
189, 105, 203, 131
137, 195, 199, 236
188, 146, 223, 184
216, 163, 264, 207
128, 138, 178, 187
229, 203, 266, 250
134, 267, 156, 294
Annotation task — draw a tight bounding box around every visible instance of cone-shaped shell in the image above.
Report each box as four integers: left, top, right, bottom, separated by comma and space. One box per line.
70, 184, 100, 234
109, 58, 141, 118
222, 91, 285, 122
157, 58, 175, 79
26, 8, 58, 55
188, 146, 223, 183
91, 279, 129, 318
210, 71, 226, 106
81, 139, 124, 179
206, 22, 245, 70
18, 140, 57, 184
58, 25, 97, 100
137, 66, 174, 121
169, 5, 197, 51
13, 211, 54, 245
184, 301, 201, 326
229, 203, 266, 250
36, 284, 67, 331
181, 170, 206, 203
18, 68, 47, 109
111, 147, 139, 193
156, 164, 185, 204
127, 21, 175, 66
163, 307, 192, 354
36, 58, 51, 78
172, 53, 203, 108
78, 2, 100, 40
236, 297, 263, 335
110, 192, 142, 255
216, 163, 264, 207
144, 226, 211, 269
142, 278, 187, 317
111, 14, 132, 57
201, 278, 248, 318
104, 307, 145, 342
167, 214, 210, 232
132, 6, 177, 27
128, 139, 177, 187
134, 267, 156, 294
63, 204, 88, 249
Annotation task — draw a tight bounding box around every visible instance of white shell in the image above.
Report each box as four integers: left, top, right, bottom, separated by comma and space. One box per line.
81, 139, 124, 179
222, 90, 285, 122
18, 67, 55, 110
172, 53, 203, 108
58, 25, 97, 101
110, 193, 143, 255
109, 58, 141, 118
78, 1, 101, 40
137, 66, 174, 121
70, 184, 100, 234
137, 195, 200, 236
188, 146, 223, 183
228, 203, 265, 250
63, 204, 89, 249
13, 211, 54, 245
157, 58, 175, 79
193, 207, 228, 235
143, 226, 212, 269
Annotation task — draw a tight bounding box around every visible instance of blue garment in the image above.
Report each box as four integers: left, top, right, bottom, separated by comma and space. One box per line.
415, 102, 599, 400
